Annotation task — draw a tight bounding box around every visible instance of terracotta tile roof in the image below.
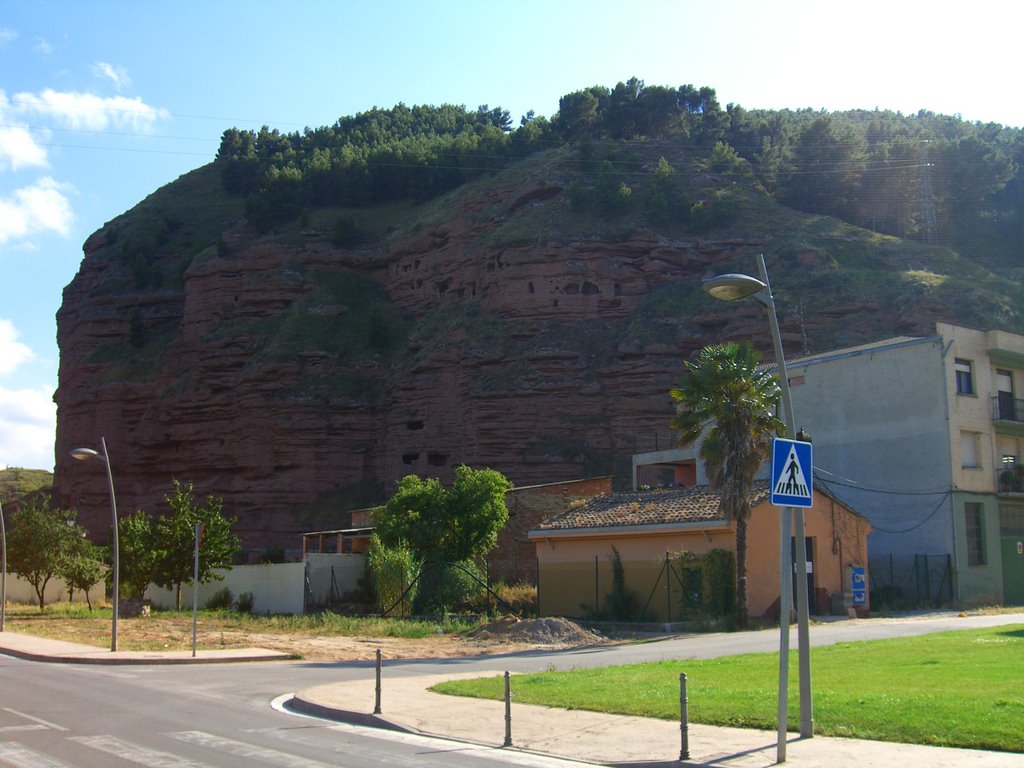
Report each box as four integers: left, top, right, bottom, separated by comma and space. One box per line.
537, 481, 771, 531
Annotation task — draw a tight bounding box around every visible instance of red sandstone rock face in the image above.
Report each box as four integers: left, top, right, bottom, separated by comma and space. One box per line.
52, 172, 946, 555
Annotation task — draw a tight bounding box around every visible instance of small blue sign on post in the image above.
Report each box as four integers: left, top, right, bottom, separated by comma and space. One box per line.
851, 566, 867, 606
770, 437, 813, 508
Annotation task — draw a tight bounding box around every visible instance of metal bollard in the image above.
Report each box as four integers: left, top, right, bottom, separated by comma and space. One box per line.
679, 672, 690, 761
504, 671, 513, 747
374, 648, 382, 714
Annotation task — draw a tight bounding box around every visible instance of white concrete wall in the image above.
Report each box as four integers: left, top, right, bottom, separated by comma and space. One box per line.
148, 563, 306, 614
2, 573, 104, 607
305, 553, 367, 608
146, 554, 367, 615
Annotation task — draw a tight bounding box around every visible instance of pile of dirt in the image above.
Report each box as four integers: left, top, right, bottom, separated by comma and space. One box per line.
469, 616, 605, 647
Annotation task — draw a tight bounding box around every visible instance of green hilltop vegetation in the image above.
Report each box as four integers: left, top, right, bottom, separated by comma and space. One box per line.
0, 467, 53, 508
94, 77, 1024, 367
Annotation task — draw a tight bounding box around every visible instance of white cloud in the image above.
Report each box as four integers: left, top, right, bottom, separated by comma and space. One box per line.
92, 61, 131, 91
0, 320, 34, 375
0, 177, 74, 245
0, 123, 49, 171
0, 27, 17, 45
33, 36, 53, 55
0, 383, 56, 471
0, 322, 52, 469
12, 89, 169, 133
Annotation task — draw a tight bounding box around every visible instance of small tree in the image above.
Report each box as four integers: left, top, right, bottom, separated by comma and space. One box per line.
60, 534, 105, 610
670, 342, 783, 627
372, 465, 512, 564
373, 466, 511, 614
7, 495, 94, 610
152, 481, 240, 609
118, 509, 159, 600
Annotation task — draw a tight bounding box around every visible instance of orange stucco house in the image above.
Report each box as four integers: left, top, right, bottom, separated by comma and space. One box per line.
529, 481, 871, 622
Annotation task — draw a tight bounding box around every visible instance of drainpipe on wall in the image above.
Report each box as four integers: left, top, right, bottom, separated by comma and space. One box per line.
939, 334, 961, 602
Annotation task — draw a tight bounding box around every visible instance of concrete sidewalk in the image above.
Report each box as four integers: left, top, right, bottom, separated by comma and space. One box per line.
0, 629, 290, 664
291, 671, 1022, 768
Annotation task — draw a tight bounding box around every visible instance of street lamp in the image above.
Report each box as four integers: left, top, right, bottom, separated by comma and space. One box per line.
70, 437, 119, 652
703, 253, 814, 757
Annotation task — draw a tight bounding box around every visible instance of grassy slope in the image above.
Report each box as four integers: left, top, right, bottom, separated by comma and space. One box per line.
434, 625, 1024, 752
0, 467, 53, 504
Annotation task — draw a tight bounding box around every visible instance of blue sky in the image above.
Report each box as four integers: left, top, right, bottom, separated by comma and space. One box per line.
1, 0, 1021, 470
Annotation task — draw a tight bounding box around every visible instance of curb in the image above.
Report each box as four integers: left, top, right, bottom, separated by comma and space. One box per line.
288, 693, 414, 732
0, 645, 292, 666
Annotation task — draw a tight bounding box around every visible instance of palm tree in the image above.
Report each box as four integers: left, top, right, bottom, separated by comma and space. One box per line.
670, 342, 783, 626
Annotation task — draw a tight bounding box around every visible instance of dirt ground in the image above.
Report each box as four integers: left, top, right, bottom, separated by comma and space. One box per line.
203, 616, 611, 662
7, 614, 612, 663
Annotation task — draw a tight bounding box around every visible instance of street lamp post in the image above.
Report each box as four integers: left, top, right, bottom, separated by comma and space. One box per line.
70, 437, 119, 652
703, 253, 814, 759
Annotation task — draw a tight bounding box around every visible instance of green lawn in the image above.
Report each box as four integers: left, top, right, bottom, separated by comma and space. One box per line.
433, 625, 1024, 752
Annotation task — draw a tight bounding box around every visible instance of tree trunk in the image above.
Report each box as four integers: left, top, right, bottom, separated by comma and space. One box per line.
735, 515, 748, 629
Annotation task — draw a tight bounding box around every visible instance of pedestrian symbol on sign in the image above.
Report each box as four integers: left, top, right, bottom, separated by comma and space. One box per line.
770, 437, 813, 508
776, 444, 810, 498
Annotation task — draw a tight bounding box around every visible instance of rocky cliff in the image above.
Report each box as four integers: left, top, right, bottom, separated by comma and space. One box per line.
52, 148, 1020, 555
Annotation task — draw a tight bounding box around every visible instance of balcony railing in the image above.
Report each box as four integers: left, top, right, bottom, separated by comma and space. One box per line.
992, 394, 1024, 424
997, 464, 1024, 494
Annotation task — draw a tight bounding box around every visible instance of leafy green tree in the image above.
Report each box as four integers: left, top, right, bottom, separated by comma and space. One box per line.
7, 495, 94, 610
152, 481, 240, 609
60, 534, 105, 610
645, 157, 687, 226
373, 465, 512, 564
669, 343, 783, 626
594, 159, 632, 215
118, 509, 158, 600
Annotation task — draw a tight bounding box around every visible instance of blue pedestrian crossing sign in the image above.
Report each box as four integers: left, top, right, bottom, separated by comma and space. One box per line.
770, 437, 813, 508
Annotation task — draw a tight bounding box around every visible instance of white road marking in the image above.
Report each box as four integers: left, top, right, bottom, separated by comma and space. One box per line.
1, 711, 67, 733
69, 735, 211, 767
0, 741, 74, 768
170, 731, 337, 768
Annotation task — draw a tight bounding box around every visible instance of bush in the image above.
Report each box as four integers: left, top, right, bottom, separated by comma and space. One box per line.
367, 535, 420, 616
412, 561, 486, 616
491, 582, 537, 616
236, 591, 255, 614
602, 547, 639, 621
205, 587, 234, 610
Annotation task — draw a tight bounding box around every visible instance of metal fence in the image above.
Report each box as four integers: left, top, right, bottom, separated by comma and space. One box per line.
868, 553, 952, 608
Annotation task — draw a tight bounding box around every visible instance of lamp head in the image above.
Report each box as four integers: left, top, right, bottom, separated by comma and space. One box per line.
702, 273, 768, 302
70, 447, 102, 462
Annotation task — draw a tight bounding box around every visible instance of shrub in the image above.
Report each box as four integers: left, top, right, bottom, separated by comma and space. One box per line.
205, 586, 234, 610
412, 560, 486, 616
367, 535, 420, 616
492, 582, 537, 616
236, 591, 255, 614
602, 547, 639, 621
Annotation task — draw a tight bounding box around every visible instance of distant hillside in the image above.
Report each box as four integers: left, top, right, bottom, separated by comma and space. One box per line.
0, 467, 53, 508
51, 80, 1024, 553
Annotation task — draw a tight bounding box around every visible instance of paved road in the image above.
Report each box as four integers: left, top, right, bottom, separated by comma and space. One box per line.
0, 652, 582, 767
1, 611, 1021, 767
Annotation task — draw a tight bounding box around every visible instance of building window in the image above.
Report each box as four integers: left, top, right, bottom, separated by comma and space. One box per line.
954, 358, 974, 395
965, 503, 986, 566
960, 432, 980, 468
